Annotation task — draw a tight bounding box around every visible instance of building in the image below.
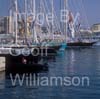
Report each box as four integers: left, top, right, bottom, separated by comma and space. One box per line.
91, 23, 100, 33
0, 16, 10, 34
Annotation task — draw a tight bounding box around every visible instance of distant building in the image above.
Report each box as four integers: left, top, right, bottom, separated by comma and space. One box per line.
91, 23, 100, 33
0, 16, 10, 34
0, 16, 13, 34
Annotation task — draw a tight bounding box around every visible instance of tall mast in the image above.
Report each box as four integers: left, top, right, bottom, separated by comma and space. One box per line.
15, 0, 18, 45
51, 0, 54, 40
64, 0, 68, 42
9, 9, 12, 34
60, 0, 62, 33
32, 0, 36, 23
64, 0, 67, 33
33, 0, 38, 43
25, 0, 28, 38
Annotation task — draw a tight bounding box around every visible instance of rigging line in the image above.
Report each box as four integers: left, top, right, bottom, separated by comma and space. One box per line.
24, 0, 30, 46
48, 0, 55, 31
74, 0, 86, 27
60, 0, 63, 32
8, 0, 13, 10
80, 0, 90, 28
41, 0, 49, 27
63, 0, 69, 34
41, 0, 51, 35
54, 8, 62, 32
43, 0, 51, 21
80, 0, 92, 42
49, 0, 62, 32
17, 0, 25, 23
70, 0, 80, 19
8, 0, 16, 13
70, 0, 81, 22
70, 0, 81, 25
39, 0, 43, 13
54, 0, 62, 32
17, 0, 22, 13
69, 0, 77, 12
27, 0, 33, 14
69, 0, 89, 28
44, 0, 56, 33
74, 0, 81, 12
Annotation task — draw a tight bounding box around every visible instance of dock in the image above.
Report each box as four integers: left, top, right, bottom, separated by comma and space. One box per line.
0, 57, 5, 72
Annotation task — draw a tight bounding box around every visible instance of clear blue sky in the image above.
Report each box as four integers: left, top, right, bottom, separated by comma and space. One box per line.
0, 0, 100, 26
83, 0, 100, 26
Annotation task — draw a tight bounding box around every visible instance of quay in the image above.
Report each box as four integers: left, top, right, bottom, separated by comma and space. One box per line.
0, 57, 5, 72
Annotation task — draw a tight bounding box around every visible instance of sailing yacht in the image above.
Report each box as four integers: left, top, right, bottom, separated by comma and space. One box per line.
64, 0, 96, 47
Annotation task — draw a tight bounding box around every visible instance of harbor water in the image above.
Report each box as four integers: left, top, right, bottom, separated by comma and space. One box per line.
0, 47, 100, 99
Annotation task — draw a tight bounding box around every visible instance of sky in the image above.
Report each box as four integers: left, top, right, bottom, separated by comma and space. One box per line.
0, 0, 100, 26
82, 0, 100, 26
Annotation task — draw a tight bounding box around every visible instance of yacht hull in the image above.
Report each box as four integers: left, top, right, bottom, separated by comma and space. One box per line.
67, 42, 96, 46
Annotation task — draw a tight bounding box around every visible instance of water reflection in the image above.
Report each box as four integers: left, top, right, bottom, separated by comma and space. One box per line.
0, 72, 5, 90
68, 49, 75, 75
0, 47, 100, 98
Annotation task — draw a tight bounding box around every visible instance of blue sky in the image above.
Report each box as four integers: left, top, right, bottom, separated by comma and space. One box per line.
0, 0, 100, 26
83, 0, 100, 26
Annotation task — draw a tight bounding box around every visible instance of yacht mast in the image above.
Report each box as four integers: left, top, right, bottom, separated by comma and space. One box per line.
64, 0, 68, 42
33, 0, 38, 43
9, 9, 12, 34
14, 0, 18, 45
51, 0, 54, 40
25, 0, 28, 39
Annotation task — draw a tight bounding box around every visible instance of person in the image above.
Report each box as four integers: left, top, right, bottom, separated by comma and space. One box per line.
22, 57, 27, 64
